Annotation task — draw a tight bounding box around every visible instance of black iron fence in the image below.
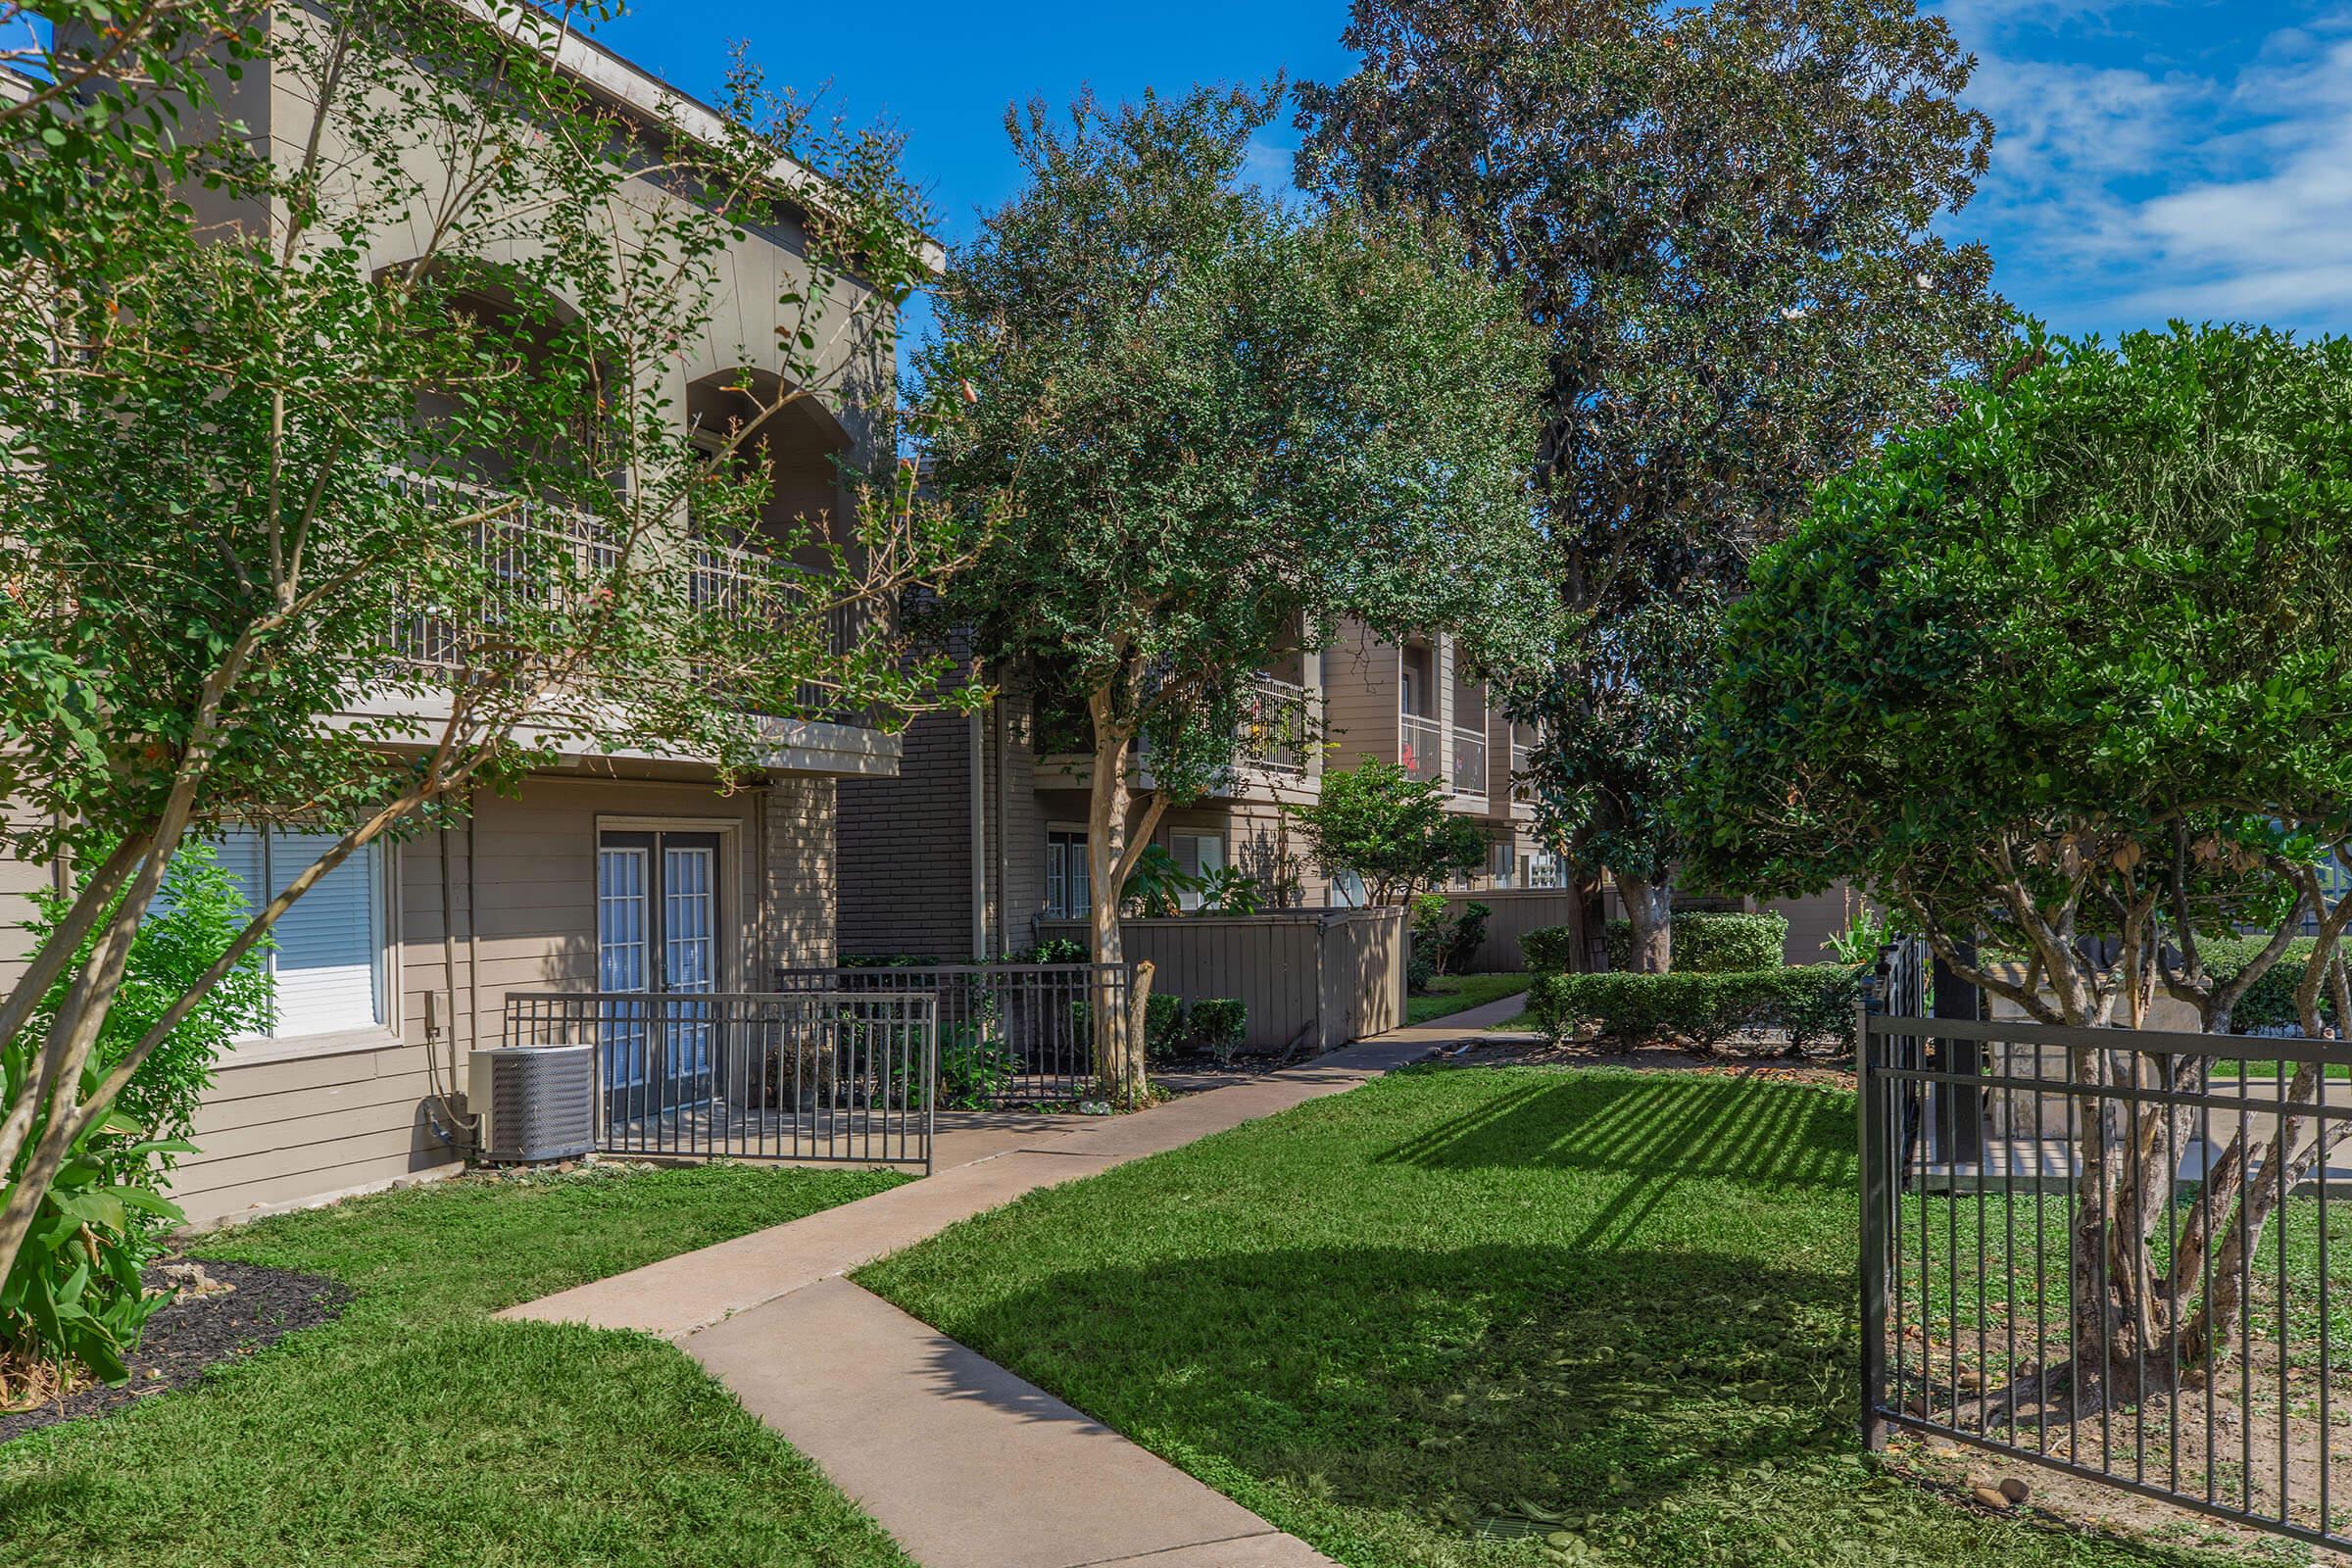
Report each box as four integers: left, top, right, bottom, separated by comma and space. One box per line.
1860, 1005, 2350, 1551
505, 991, 935, 1170
774, 962, 1130, 1106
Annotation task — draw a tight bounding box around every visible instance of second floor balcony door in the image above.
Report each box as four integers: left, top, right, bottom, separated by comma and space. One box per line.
597, 830, 723, 1119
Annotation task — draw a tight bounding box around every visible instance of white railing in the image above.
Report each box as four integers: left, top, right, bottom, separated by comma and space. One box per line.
388, 469, 858, 716
1451, 725, 1489, 801
1400, 713, 1446, 787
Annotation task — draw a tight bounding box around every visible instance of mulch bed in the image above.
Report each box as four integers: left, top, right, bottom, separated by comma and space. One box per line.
0, 1259, 351, 1445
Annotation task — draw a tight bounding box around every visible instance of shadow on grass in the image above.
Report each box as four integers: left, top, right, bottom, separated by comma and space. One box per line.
1375, 1073, 1851, 1251
914, 1239, 1850, 1528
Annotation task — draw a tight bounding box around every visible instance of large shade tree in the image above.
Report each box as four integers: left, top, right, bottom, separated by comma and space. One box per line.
0, 0, 980, 1315
920, 83, 1550, 1100
1687, 324, 2352, 1407
1296, 0, 2010, 970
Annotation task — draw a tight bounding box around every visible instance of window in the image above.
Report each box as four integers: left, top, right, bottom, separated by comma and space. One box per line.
1169, 832, 1225, 911
1045, 829, 1091, 919
1331, 869, 1364, 907
206, 827, 389, 1039
1491, 840, 1516, 889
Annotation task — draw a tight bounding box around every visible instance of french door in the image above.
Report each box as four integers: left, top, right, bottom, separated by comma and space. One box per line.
597, 830, 722, 1116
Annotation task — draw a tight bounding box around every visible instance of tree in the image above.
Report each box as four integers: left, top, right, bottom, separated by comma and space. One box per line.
0, 0, 980, 1313
919, 83, 1550, 1102
1297, 0, 2010, 971
1288, 758, 1488, 907
1687, 324, 2352, 1407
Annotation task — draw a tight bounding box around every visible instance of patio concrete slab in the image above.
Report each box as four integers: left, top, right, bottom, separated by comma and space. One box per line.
689, 1278, 1340, 1568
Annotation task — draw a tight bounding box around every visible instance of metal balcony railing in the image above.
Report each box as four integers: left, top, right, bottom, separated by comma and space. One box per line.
1451, 725, 1489, 801
388, 469, 860, 719
1399, 713, 1446, 787
1238, 674, 1311, 778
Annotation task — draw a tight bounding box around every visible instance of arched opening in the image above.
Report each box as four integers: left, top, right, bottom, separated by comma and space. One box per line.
685, 369, 855, 571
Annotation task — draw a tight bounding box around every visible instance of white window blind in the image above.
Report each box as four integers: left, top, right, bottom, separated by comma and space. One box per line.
1170, 833, 1224, 911
1045, 830, 1090, 919
208, 826, 388, 1040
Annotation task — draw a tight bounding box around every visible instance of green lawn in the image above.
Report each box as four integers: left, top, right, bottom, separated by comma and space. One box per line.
1408, 972, 1531, 1026
0, 1163, 914, 1568
861, 1066, 2252, 1568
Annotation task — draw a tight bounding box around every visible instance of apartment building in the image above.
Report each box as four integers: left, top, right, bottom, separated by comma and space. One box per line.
837, 621, 1555, 959
0, 10, 912, 1224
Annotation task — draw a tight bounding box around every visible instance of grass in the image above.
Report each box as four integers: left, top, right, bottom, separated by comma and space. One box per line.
861, 1065, 2257, 1568
0, 1162, 915, 1568
1407, 972, 1531, 1026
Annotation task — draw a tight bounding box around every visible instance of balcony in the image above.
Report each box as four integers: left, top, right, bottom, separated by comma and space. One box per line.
388, 470, 858, 719
1237, 673, 1311, 778
1451, 725, 1489, 802
1399, 713, 1445, 787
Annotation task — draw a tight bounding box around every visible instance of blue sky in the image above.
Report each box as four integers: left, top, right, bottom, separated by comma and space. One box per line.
593, 0, 2352, 342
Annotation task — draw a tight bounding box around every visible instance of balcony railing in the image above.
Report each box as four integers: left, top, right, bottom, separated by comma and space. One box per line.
1237, 674, 1311, 778
1451, 725, 1489, 801
1399, 713, 1445, 787
388, 470, 859, 720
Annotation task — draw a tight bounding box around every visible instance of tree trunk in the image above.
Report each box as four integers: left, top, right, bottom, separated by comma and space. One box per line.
1083, 688, 1163, 1107
1618, 873, 1672, 974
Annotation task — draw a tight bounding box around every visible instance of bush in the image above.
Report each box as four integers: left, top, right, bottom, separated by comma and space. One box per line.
937, 1026, 1021, 1108
1011, 938, 1089, 964
1598, 910, 1788, 973
1446, 902, 1492, 973
2199, 937, 2339, 1033
1144, 993, 1188, 1061
1526, 964, 1863, 1053
6, 847, 272, 1388
1522, 923, 1583, 974
1188, 999, 1248, 1057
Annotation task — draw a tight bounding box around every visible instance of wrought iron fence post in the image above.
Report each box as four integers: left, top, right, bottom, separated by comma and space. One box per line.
1858, 976, 1889, 1451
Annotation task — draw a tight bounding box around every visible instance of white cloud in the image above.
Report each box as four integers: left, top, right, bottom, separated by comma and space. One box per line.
1945, 6, 2352, 330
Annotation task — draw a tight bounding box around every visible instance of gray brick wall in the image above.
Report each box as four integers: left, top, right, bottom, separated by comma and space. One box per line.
836, 711, 976, 959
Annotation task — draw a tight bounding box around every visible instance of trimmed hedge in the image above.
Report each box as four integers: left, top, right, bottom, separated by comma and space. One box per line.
1527, 964, 1864, 1053
1601, 911, 1788, 973
1188, 999, 1248, 1055
2194, 937, 2339, 1033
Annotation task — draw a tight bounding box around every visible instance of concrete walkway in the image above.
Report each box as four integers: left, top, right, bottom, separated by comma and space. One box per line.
504, 994, 1529, 1568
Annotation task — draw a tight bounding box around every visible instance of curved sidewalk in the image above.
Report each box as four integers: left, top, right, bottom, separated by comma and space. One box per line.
505, 997, 1528, 1568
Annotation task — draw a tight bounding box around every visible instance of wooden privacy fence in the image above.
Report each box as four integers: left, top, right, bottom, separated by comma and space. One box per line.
1436, 890, 1583, 972
1033, 906, 1405, 1054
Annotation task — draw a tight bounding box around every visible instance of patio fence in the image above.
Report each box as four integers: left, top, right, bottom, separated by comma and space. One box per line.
775, 962, 1129, 1105
1858, 986, 2350, 1552
505, 991, 935, 1170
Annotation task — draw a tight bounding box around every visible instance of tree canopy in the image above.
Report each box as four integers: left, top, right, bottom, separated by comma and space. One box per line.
1296, 0, 2010, 968
919, 81, 1551, 1095
1287, 759, 1490, 908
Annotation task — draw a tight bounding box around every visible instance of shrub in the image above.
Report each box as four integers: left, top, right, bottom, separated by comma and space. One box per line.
1522, 923, 1583, 974
1446, 901, 1493, 973
6, 847, 271, 1388
1188, 999, 1248, 1057
1144, 993, 1189, 1060
1600, 910, 1788, 972
938, 1026, 1020, 1108
1526, 964, 1863, 1053
2197, 937, 2339, 1033
1011, 938, 1089, 964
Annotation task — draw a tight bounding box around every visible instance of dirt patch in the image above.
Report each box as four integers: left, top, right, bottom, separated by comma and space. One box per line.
0, 1258, 350, 1446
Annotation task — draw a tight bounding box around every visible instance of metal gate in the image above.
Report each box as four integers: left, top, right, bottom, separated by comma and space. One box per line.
506, 990, 935, 1171
1859, 992, 2349, 1550
775, 962, 1130, 1105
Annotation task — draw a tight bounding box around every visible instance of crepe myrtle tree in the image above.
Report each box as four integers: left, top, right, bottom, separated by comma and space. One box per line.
1297, 0, 2011, 972
0, 0, 986, 1301
1686, 325, 2352, 1408
1287, 758, 1488, 907
919, 82, 1551, 1102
